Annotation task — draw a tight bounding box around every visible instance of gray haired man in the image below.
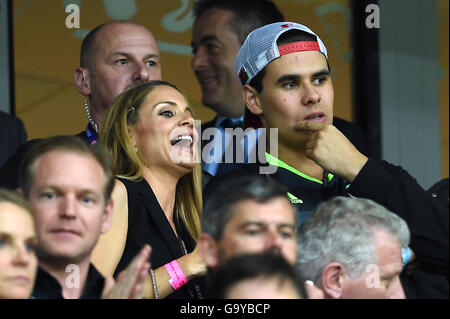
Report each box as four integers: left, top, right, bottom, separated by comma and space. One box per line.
297, 196, 410, 299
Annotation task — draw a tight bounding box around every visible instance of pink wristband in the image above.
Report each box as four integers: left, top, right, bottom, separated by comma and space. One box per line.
164, 260, 188, 290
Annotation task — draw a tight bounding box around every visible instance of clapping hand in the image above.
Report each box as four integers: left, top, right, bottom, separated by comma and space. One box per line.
102, 244, 152, 299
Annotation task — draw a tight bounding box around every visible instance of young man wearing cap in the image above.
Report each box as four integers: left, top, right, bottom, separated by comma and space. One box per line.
206, 21, 448, 298
206, 22, 353, 227
191, 0, 370, 180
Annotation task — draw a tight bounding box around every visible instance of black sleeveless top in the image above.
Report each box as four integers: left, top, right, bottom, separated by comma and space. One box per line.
114, 177, 203, 299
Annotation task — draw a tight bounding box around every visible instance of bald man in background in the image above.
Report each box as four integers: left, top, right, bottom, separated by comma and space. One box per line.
0, 21, 162, 190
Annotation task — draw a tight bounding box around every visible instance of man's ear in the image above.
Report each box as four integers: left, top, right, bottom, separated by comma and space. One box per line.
320, 262, 346, 299
196, 233, 220, 269
101, 198, 114, 234
74, 67, 92, 96
242, 84, 263, 116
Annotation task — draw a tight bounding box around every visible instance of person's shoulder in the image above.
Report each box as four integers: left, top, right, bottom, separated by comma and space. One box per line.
427, 178, 449, 209
0, 110, 19, 122
333, 116, 363, 133
116, 177, 140, 192
427, 178, 449, 197
401, 269, 449, 299
117, 177, 159, 207
210, 163, 260, 182
89, 263, 106, 281
112, 178, 128, 199
0, 111, 26, 133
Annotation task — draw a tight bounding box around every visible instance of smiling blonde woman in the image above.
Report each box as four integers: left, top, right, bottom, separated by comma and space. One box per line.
92, 80, 205, 299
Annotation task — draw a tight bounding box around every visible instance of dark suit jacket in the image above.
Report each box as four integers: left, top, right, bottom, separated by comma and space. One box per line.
200, 117, 249, 176
0, 111, 27, 168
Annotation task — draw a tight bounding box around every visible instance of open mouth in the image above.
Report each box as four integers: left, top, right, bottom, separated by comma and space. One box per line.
169, 133, 197, 164
170, 135, 194, 147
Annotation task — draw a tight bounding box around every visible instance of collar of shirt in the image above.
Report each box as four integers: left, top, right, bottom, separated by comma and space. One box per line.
265, 152, 334, 185
31, 264, 105, 299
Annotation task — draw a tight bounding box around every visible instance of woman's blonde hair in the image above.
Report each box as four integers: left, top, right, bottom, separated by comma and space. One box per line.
100, 80, 202, 239
0, 188, 33, 218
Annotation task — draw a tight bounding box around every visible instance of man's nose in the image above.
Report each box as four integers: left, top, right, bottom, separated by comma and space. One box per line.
132, 61, 150, 82
266, 230, 283, 251
191, 47, 208, 71
301, 83, 321, 106
59, 195, 77, 219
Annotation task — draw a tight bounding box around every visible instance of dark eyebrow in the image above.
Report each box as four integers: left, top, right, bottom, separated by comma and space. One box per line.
0, 232, 12, 239
41, 185, 100, 197
276, 74, 299, 85
238, 221, 265, 230
279, 223, 296, 230
312, 69, 330, 78
276, 69, 330, 85
143, 53, 160, 60
79, 189, 101, 198
238, 221, 295, 230
154, 101, 193, 115
109, 52, 159, 60
0, 232, 37, 245
191, 35, 219, 47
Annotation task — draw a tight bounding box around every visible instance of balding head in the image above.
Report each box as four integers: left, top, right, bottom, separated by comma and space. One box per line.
80, 21, 155, 69
74, 21, 162, 129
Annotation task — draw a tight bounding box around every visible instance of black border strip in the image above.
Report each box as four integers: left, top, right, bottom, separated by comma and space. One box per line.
351, 0, 381, 160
